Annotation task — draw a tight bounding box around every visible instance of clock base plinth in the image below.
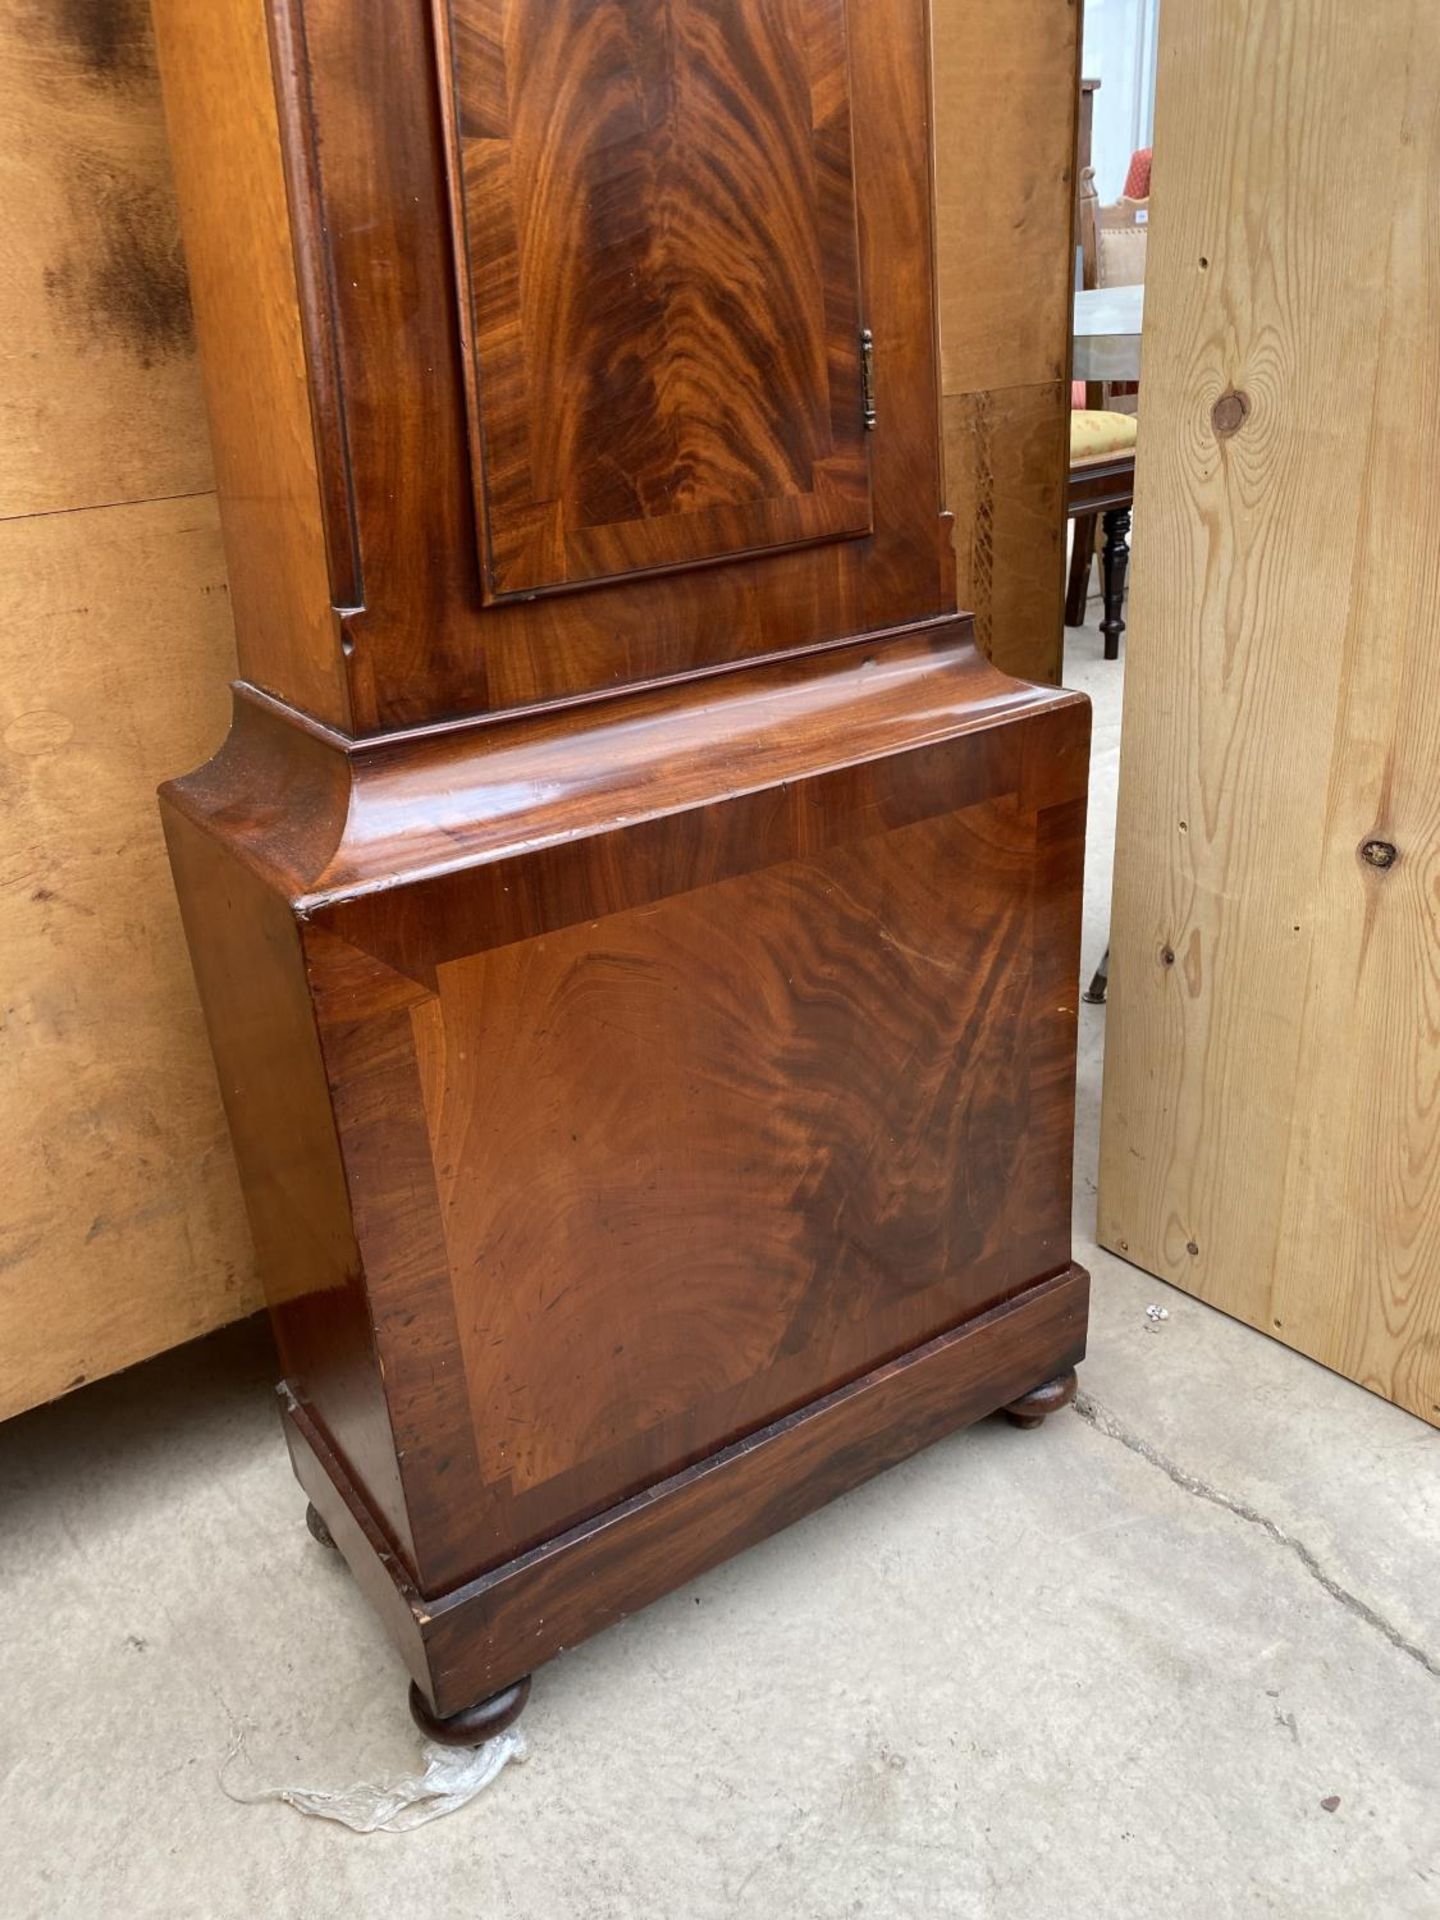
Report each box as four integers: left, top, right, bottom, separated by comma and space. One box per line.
281, 1267, 1088, 1725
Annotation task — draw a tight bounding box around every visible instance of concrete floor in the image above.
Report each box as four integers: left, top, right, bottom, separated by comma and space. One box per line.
2, 625, 1437, 1918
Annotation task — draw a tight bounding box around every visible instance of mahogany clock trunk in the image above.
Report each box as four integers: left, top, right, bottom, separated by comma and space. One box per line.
153, 0, 1089, 1740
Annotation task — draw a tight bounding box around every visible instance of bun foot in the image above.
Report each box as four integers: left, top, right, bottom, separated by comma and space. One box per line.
1002, 1369, 1078, 1429
409, 1675, 532, 1747
305, 1501, 336, 1549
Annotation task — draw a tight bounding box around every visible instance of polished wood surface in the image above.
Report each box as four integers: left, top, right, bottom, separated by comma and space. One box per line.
156, 0, 1092, 1723
1098, 0, 1440, 1425
417, 808, 1030, 1505
151, 0, 348, 727
166, 630, 1090, 1595
286, 1266, 1089, 1716
173, 622, 1079, 904
1097, 505, 1131, 657
154, 0, 950, 733
163, 805, 419, 1566
437, 0, 871, 598
410, 1675, 532, 1747
1002, 1367, 1078, 1428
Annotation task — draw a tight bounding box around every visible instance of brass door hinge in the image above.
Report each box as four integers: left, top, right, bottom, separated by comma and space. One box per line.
860, 327, 877, 431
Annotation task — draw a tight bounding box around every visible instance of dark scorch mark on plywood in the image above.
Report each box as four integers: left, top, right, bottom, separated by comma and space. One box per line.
47, 0, 155, 89
23, 0, 195, 365
44, 154, 194, 367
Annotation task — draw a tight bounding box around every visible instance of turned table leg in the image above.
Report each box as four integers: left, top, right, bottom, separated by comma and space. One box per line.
409, 1676, 532, 1747
1001, 1369, 1078, 1429
1065, 513, 1097, 627
1099, 507, 1131, 659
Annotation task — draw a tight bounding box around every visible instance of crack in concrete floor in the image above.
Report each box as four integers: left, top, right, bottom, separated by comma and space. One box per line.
1072, 1391, 1440, 1681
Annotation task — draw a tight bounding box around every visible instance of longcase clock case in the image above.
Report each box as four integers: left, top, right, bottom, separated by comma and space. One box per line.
154, 0, 1090, 1741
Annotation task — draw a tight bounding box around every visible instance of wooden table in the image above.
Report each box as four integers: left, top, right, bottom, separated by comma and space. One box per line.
1073, 283, 1145, 383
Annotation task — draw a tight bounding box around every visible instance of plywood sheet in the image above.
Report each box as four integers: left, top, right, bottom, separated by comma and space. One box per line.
1098, 0, 1440, 1425
0, 493, 258, 1420
0, 0, 213, 516
931, 0, 1078, 684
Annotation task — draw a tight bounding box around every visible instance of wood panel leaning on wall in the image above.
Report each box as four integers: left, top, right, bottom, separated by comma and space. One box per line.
1098, 0, 1440, 1426
0, 0, 1079, 1418
0, 0, 258, 1420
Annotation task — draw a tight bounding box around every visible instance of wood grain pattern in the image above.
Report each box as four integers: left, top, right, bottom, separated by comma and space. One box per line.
944, 383, 1070, 680
285, 1263, 1090, 1716
0, 4, 264, 1419
0, 0, 210, 518
0, 494, 258, 1421
162, 812, 416, 1563
150, 0, 349, 728
438, 0, 870, 596
930, 0, 1077, 399
930, 0, 1079, 685
165, 627, 1090, 1597
182, 620, 1072, 908
197, 0, 949, 730
409, 802, 1057, 1562
1098, 0, 1440, 1426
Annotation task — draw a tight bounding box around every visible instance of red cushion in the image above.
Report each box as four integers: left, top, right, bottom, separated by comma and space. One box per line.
1124, 148, 1153, 199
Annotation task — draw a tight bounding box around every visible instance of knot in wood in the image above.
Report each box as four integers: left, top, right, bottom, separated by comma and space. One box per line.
1211, 390, 1251, 437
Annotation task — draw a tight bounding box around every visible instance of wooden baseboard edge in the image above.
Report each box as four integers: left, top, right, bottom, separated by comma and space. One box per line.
282, 1262, 1090, 1715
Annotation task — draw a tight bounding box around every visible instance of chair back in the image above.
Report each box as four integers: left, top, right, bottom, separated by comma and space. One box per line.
1096, 196, 1149, 289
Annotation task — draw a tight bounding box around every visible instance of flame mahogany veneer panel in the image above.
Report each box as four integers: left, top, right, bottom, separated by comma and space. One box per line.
436, 0, 871, 597
310, 796, 1079, 1578
163, 0, 953, 730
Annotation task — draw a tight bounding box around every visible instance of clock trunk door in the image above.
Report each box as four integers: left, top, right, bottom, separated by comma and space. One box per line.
436, 0, 872, 602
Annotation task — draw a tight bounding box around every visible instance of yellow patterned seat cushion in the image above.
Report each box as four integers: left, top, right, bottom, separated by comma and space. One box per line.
1070, 409, 1139, 463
